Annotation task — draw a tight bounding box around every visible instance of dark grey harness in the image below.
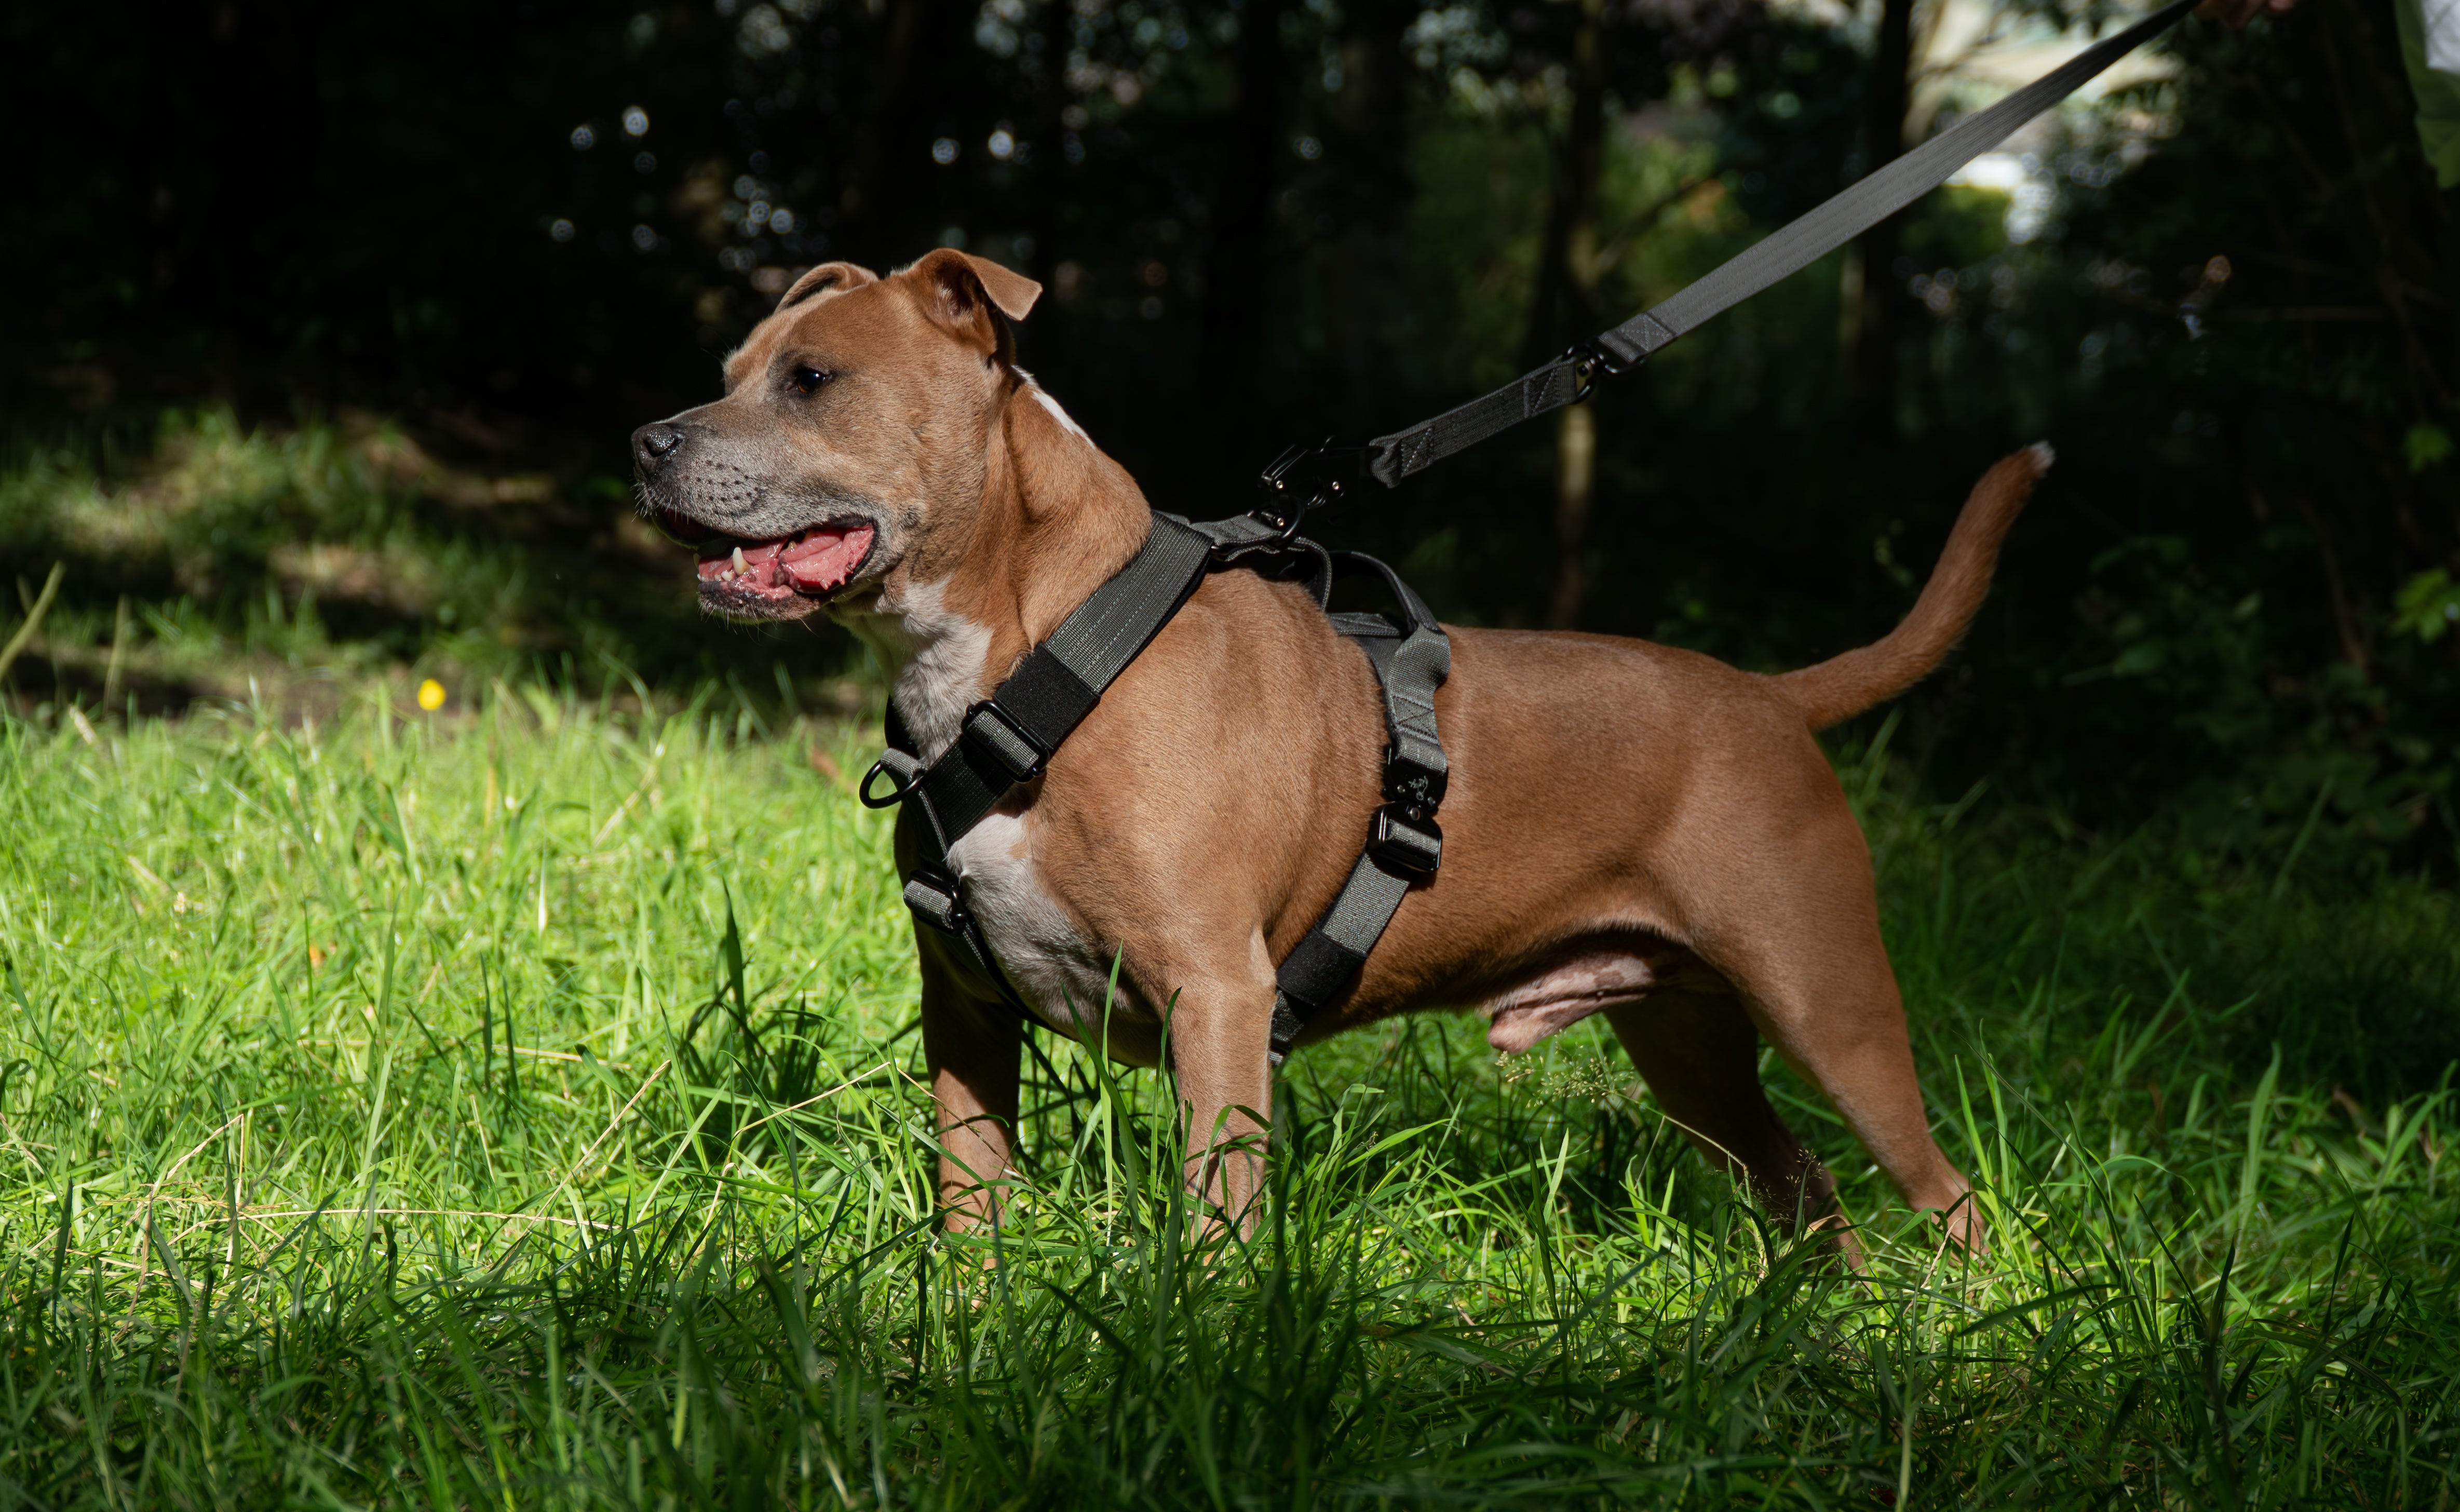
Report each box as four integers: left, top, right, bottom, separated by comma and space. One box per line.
860, 511, 1451, 1064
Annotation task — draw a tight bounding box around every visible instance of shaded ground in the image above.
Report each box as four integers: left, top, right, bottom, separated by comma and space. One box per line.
0, 408, 879, 726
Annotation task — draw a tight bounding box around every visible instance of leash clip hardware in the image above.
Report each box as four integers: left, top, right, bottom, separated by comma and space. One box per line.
903, 869, 972, 934
1367, 804, 1443, 879
961, 699, 1049, 784
1563, 339, 1640, 402
1381, 752, 1449, 817
1253, 440, 1370, 542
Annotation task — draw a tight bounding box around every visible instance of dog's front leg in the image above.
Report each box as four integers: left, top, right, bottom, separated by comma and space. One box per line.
1158, 950, 1278, 1238
920, 954, 1022, 1232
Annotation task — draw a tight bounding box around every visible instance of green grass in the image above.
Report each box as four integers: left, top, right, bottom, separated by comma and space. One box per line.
0, 691, 2454, 1508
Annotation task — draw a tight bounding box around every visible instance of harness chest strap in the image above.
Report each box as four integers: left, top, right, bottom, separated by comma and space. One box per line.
866, 511, 1228, 1027
863, 510, 1450, 1060
869, 512, 1221, 862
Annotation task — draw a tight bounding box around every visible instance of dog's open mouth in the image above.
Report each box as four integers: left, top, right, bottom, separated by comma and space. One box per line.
665, 513, 877, 613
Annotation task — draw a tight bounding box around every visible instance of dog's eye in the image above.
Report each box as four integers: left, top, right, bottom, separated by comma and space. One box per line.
789, 365, 830, 396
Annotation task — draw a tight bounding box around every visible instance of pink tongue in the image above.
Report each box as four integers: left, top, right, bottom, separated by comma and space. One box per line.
780, 524, 874, 592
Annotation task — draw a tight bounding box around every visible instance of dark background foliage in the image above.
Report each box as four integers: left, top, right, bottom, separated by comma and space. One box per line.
6, 0, 2457, 875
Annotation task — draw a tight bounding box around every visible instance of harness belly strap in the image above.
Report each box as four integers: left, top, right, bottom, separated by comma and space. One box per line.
864, 511, 1450, 1064
1267, 555, 1451, 1063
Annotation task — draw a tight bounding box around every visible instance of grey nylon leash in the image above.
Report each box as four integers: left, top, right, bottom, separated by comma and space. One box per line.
1363, 0, 2197, 487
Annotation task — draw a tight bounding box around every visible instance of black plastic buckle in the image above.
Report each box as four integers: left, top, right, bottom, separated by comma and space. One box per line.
1253, 439, 1370, 539
902, 869, 970, 933
961, 699, 1047, 783
1382, 752, 1449, 816
1368, 804, 1442, 878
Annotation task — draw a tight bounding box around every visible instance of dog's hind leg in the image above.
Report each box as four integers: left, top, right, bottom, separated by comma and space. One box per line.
1602, 987, 1850, 1252
1718, 932, 1982, 1252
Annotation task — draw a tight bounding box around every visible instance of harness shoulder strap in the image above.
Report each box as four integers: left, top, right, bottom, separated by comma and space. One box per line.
870, 512, 1217, 865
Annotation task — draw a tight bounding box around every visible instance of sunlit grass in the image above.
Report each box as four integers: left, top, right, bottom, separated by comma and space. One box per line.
0, 692, 2451, 1507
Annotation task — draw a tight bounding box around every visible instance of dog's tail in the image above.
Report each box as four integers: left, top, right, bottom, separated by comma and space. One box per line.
1774, 443, 2050, 733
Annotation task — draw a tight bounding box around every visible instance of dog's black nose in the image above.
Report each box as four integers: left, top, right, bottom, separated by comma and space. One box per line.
633, 422, 685, 469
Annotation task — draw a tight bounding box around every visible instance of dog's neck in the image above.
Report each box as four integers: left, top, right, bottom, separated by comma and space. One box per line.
861, 385, 1155, 760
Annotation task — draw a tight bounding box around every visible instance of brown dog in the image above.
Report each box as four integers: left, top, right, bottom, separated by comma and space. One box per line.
633, 249, 2044, 1250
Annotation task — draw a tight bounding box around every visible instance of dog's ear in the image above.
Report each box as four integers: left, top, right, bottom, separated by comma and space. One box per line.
909, 249, 1043, 352
775, 261, 879, 313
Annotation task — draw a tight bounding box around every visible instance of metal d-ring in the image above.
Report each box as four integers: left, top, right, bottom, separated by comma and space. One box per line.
858, 751, 927, 809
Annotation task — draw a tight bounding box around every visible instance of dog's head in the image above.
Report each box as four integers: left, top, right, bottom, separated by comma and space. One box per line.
631, 250, 1042, 622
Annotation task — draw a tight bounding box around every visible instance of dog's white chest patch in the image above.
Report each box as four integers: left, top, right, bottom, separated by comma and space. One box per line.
948, 813, 1142, 1042
861, 578, 994, 760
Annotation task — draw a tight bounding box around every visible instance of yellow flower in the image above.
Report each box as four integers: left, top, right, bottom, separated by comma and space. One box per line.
417, 679, 447, 711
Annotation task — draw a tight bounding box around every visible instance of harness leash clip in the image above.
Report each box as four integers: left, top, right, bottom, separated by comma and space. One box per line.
1563, 337, 1640, 401
1253, 440, 1370, 539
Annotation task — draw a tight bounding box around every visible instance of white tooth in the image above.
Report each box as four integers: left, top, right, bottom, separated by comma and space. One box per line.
733, 547, 750, 574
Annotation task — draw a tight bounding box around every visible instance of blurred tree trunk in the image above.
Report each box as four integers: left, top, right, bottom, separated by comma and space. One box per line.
1326, 0, 1417, 438
193, 0, 319, 388
2255, 0, 2451, 677
1545, 0, 1607, 630
1200, 0, 1290, 480
839, 0, 963, 262
1844, 0, 1914, 438
1026, 0, 1077, 379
